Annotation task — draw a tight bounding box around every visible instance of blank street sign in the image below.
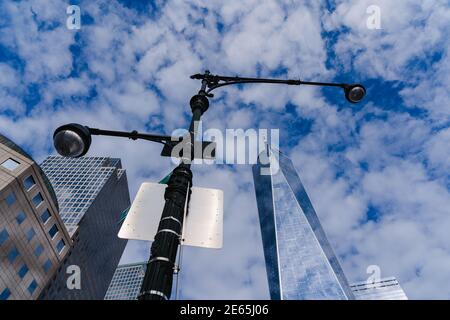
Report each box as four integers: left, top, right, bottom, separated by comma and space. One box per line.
118, 182, 223, 249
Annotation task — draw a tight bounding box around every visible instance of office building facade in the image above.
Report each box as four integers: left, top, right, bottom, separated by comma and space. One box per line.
38, 156, 130, 300
104, 262, 146, 300
0, 134, 71, 300
350, 277, 408, 300
252, 147, 354, 300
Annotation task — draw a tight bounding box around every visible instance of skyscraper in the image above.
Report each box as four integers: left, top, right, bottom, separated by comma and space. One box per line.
350, 277, 408, 300
38, 156, 130, 300
104, 262, 146, 300
252, 147, 354, 300
0, 134, 71, 300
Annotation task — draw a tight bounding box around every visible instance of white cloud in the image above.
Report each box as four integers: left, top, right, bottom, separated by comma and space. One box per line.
425, 128, 450, 176
0, 0, 75, 82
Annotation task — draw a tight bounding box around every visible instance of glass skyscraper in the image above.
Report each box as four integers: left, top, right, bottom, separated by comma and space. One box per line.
104, 262, 146, 300
38, 156, 130, 300
40, 156, 127, 236
0, 134, 71, 300
350, 277, 408, 300
252, 147, 354, 300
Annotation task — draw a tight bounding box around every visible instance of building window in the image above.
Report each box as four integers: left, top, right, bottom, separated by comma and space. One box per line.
26, 228, 36, 242
28, 280, 38, 295
1, 158, 20, 171
0, 288, 11, 300
40, 209, 51, 224
56, 239, 65, 253
34, 244, 44, 257
43, 259, 52, 274
16, 211, 26, 225
48, 224, 58, 238
32, 193, 44, 207
5, 192, 16, 206
18, 264, 29, 279
23, 175, 36, 190
0, 229, 9, 245
7, 246, 19, 263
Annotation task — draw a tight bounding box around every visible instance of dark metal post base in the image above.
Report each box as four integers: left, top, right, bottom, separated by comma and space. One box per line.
138, 165, 192, 300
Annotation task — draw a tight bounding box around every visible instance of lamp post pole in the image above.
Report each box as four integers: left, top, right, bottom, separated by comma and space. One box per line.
137, 73, 210, 300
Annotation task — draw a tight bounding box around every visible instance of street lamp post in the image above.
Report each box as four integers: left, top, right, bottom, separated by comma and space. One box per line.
52, 70, 365, 300
138, 74, 210, 300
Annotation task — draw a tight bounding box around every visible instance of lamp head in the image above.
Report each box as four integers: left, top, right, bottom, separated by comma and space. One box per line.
53, 123, 91, 158
344, 84, 366, 103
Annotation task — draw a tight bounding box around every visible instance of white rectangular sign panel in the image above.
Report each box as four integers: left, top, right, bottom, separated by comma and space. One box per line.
118, 182, 223, 249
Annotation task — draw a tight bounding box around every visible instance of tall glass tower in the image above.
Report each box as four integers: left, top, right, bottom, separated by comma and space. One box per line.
38, 156, 130, 300
252, 147, 354, 300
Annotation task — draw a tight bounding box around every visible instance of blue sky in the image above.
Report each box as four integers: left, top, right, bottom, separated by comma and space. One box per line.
1, 0, 450, 299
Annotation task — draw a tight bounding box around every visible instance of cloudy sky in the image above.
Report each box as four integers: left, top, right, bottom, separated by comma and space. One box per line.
1, 0, 449, 299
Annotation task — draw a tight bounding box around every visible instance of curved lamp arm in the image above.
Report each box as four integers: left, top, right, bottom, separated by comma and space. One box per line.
190, 71, 365, 103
